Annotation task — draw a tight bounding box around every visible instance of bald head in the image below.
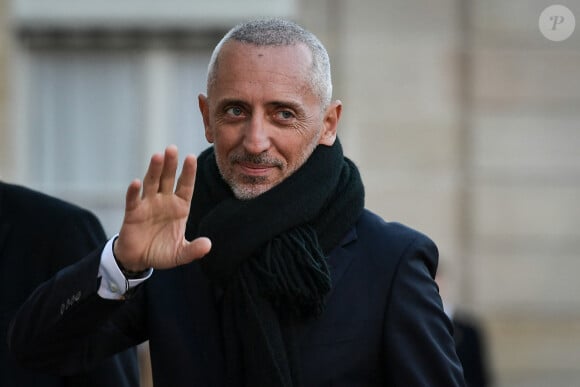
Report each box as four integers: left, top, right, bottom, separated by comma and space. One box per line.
207, 18, 333, 109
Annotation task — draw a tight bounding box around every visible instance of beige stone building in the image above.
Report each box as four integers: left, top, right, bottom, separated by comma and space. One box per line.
1, 1, 579, 386
0, 0, 8, 171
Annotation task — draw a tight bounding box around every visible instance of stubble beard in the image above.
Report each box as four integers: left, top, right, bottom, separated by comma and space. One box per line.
218, 141, 319, 200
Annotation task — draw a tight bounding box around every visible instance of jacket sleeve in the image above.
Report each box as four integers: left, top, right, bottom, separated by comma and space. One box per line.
383, 233, 466, 387
7, 245, 146, 377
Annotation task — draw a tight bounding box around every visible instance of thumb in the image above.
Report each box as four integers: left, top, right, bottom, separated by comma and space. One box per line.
177, 237, 212, 265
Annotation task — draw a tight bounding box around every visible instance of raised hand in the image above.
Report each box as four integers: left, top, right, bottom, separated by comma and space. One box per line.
113, 145, 211, 271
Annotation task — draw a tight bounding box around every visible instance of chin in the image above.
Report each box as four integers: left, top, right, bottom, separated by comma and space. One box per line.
229, 173, 281, 200
231, 185, 267, 200
231, 182, 276, 200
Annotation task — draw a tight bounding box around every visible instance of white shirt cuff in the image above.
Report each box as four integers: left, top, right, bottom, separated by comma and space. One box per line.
97, 235, 153, 300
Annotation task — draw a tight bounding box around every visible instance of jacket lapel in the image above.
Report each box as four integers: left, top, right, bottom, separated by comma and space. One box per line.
326, 227, 358, 295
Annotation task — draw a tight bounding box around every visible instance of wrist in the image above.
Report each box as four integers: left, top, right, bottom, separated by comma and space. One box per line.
112, 237, 149, 278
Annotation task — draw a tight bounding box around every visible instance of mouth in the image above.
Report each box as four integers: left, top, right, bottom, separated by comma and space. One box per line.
237, 161, 276, 176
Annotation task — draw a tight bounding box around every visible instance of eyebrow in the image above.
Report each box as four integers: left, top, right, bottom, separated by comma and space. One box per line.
268, 100, 305, 114
215, 98, 249, 110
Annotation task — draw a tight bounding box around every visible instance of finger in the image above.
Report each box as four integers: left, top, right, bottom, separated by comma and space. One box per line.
142, 152, 164, 198
125, 179, 142, 212
159, 145, 179, 194
176, 237, 212, 266
175, 154, 197, 201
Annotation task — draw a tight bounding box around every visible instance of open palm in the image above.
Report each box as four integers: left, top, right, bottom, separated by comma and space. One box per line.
114, 145, 211, 272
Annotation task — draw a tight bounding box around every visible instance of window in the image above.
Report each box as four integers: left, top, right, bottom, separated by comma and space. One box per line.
15, 32, 215, 234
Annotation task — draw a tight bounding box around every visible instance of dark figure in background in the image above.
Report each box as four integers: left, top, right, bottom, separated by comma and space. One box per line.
0, 181, 139, 387
436, 265, 492, 387
9, 19, 465, 386
453, 312, 491, 387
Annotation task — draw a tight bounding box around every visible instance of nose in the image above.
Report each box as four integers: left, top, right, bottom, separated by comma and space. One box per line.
243, 113, 271, 154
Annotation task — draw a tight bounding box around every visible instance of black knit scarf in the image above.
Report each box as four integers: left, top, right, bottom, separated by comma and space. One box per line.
185, 140, 364, 387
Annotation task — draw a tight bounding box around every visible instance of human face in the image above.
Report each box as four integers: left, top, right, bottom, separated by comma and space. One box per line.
199, 41, 340, 200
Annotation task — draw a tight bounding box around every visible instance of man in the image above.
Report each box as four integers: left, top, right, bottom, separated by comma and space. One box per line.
9, 19, 465, 386
0, 181, 139, 386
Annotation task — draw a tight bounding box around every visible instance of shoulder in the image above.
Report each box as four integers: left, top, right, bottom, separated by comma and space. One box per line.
349, 209, 438, 273
1, 181, 105, 245
355, 209, 436, 253
2, 182, 106, 272
1, 181, 98, 223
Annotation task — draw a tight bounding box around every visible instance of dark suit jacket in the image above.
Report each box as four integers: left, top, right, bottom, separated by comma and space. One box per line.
0, 182, 139, 387
9, 208, 465, 386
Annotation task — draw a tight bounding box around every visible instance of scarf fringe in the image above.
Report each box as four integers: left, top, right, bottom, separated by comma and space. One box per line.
250, 226, 331, 319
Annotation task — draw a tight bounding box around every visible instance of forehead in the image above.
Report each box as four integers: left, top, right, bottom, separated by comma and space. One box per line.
219, 39, 313, 66
211, 41, 314, 92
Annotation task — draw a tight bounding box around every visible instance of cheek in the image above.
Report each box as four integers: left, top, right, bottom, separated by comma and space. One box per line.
211, 130, 241, 158
206, 113, 235, 144
278, 137, 316, 167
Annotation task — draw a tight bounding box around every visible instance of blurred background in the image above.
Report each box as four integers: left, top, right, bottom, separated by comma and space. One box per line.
1, 0, 579, 386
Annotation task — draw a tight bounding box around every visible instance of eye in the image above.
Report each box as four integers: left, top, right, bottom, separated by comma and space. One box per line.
275, 110, 295, 120
226, 106, 244, 117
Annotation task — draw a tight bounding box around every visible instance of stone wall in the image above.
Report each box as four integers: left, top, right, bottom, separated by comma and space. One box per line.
0, 0, 9, 177
469, 1, 580, 385
302, 1, 580, 386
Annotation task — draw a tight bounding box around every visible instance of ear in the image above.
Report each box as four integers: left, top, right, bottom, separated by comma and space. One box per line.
318, 100, 342, 146
198, 94, 214, 143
